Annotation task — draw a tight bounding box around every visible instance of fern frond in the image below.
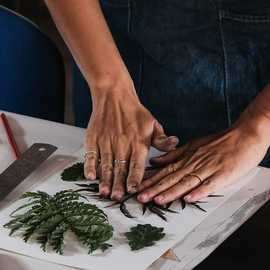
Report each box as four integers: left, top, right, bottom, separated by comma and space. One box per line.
4, 189, 114, 255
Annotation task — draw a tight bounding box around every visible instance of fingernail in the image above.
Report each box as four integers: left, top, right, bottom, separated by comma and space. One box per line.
137, 194, 148, 202
87, 172, 95, 180
150, 156, 160, 161
155, 195, 164, 202
100, 188, 110, 196
127, 184, 138, 193
184, 194, 191, 201
111, 193, 122, 201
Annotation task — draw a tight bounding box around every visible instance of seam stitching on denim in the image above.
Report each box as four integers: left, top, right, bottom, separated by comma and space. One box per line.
219, 9, 231, 126
222, 16, 270, 23
127, 0, 143, 98
220, 10, 270, 23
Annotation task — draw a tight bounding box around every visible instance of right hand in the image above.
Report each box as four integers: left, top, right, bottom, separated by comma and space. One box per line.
83, 81, 179, 201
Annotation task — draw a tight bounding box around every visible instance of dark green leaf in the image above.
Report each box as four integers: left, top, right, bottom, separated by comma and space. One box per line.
61, 162, 86, 181
124, 224, 165, 251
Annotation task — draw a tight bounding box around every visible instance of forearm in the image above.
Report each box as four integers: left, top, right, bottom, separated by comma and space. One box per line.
43, 0, 134, 100
235, 81, 270, 147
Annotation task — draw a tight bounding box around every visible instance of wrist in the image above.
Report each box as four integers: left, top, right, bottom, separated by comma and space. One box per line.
233, 102, 270, 148
89, 68, 138, 103
90, 76, 140, 110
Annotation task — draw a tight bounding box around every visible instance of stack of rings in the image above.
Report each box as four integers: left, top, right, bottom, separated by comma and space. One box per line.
114, 158, 126, 164
168, 163, 177, 172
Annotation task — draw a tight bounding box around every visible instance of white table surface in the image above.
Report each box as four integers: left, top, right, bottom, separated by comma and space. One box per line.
0, 111, 270, 270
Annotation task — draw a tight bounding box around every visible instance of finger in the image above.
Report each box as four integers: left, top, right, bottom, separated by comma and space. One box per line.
151, 121, 179, 151
184, 171, 234, 203
111, 158, 128, 200
84, 150, 100, 180
98, 152, 114, 197
153, 174, 204, 205
137, 167, 186, 203
138, 162, 178, 193
149, 146, 187, 167
126, 146, 148, 194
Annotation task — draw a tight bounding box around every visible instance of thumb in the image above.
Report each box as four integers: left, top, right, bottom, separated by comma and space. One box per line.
151, 121, 179, 152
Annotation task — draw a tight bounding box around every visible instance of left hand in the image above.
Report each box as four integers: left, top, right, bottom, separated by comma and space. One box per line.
137, 119, 269, 204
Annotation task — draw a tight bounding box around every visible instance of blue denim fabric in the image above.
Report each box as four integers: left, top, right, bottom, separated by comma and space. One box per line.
73, 0, 270, 166
0, 6, 65, 122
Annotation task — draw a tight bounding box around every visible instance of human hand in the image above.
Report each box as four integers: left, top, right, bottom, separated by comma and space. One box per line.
83, 84, 179, 201
137, 120, 269, 205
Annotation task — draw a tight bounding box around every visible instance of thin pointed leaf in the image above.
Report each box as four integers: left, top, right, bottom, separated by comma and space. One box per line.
120, 202, 136, 218
180, 198, 186, 210
190, 203, 207, 212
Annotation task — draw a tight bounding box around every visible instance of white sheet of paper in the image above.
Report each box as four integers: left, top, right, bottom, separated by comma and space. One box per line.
0, 147, 260, 270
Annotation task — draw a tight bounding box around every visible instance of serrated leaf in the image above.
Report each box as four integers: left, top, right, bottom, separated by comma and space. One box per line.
4, 189, 113, 255
124, 224, 165, 251
61, 162, 86, 181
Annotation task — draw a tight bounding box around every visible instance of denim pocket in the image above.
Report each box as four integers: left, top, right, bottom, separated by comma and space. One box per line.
219, 9, 270, 125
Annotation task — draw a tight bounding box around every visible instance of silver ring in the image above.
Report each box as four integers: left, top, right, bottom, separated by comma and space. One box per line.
114, 158, 126, 164
84, 151, 100, 159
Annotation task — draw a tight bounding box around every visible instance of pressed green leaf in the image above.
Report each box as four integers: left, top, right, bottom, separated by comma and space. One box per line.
124, 224, 165, 251
61, 162, 86, 181
4, 189, 113, 255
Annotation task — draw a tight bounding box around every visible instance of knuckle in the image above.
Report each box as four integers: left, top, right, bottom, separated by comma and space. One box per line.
100, 163, 113, 172
160, 166, 171, 177
127, 175, 141, 184
114, 167, 127, 177
202, 179, 214, 188
150, 186, 162, 196
193, 186, 208, 198
181, 177, 194, 188
85, 154, 97, 162
129, 161, 144, 173
166, 189, 179, 199
166, 174, 179, 185
143, 177, 158, 186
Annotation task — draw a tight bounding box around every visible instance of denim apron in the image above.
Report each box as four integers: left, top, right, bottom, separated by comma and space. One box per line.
73, 0, 270, 166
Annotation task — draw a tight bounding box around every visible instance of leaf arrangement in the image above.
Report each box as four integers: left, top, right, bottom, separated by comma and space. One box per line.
4, 189, 114, 255
75, 183, 223, 221
62, 163, 223, 221
125, 224, 165, 251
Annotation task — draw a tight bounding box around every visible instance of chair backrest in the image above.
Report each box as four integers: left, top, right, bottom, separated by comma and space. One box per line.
0, 5, 65, 122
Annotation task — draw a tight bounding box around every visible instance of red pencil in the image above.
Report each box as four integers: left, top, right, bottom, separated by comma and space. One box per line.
0, 112, 20, 159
